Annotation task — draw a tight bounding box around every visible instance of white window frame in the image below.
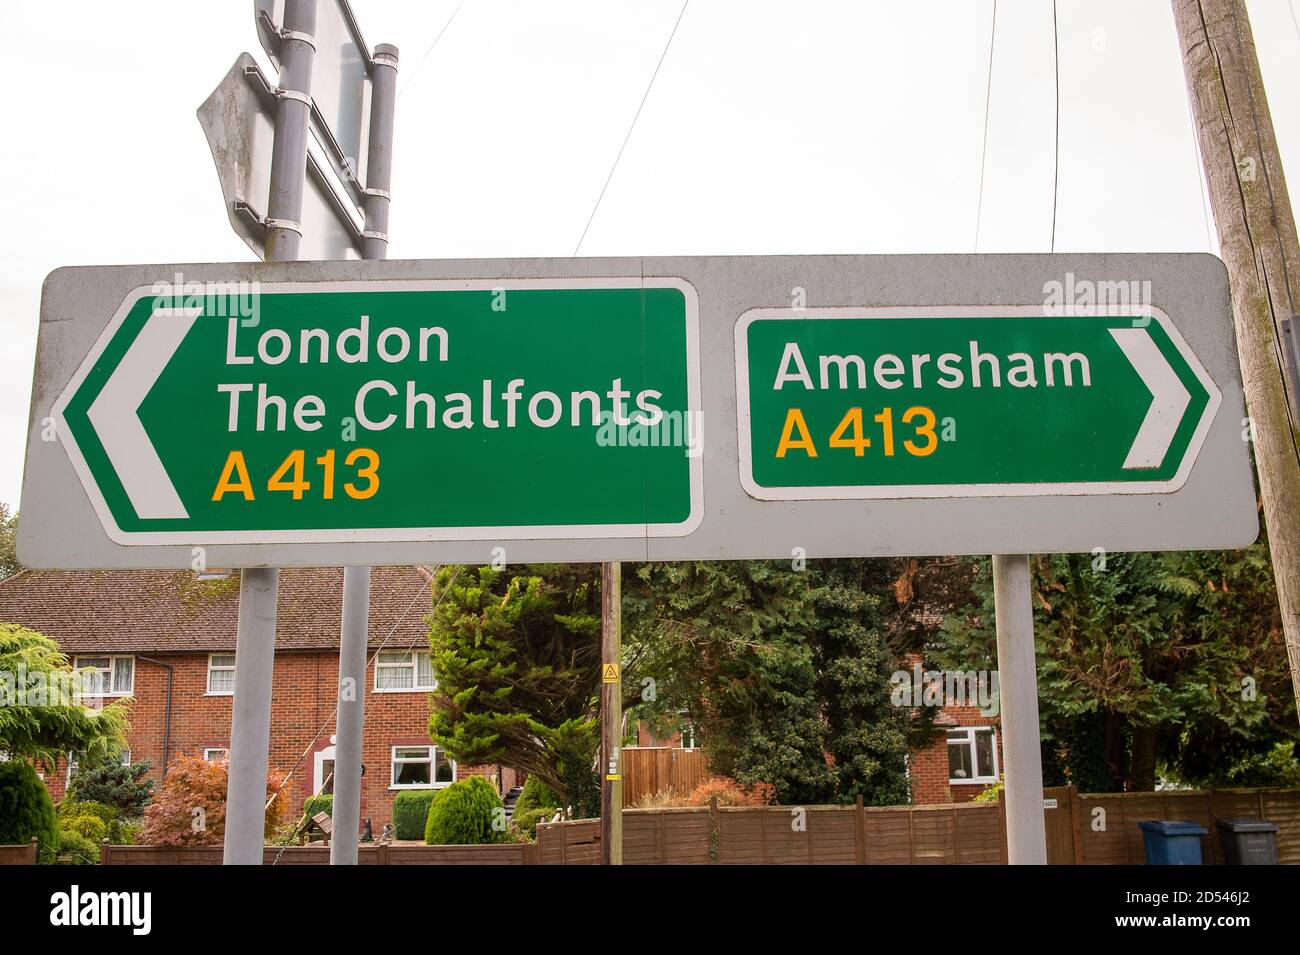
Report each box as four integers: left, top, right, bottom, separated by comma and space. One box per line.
388, 745, 455, 790
374, 650, 436, 693
72, 655, 134, 696
946, 726, 999, 785
203, 747, 229, 762
206, 653, 237, 696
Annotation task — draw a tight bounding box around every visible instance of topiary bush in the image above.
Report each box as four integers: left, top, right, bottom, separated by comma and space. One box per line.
393, 789, 440, 841
60, 812, 107, 844
424, 777, 506, 845
302, 794, 333, 819
58, 799, 125, 843
513, 775, 559, 817
0, 760, 58, 857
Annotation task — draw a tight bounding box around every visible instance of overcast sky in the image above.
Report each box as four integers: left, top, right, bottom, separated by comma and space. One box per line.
1, 0, 1299, 510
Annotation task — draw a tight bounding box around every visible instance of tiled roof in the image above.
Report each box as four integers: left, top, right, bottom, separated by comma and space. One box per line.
0, 566, 435, 654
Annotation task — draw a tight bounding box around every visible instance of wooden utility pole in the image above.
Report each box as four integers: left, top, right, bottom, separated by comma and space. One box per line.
1173, 0, 1300, 723
600, 561, 623, 864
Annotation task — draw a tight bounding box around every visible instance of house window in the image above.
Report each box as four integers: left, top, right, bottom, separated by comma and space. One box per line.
207, 654, 236, 695
375, 650, 436, 692
947, 727, 998, 784
73, 656, 134, 696
679, 720, 698, 750
390, 745, 454, 789
203, 748, 229, 762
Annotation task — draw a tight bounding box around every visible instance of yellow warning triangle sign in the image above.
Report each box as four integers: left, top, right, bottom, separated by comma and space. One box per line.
602, 663, 620, 683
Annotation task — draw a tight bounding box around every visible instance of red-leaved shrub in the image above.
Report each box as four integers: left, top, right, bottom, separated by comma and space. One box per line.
685, 776, 775, 807
139, 754, 289, 847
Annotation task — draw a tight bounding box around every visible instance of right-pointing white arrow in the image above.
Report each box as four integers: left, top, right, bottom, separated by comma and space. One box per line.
86, 305, 200, 519
1109, 327, 1192, 470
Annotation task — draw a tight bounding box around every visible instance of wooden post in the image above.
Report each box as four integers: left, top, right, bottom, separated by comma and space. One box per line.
854, 794, 867, 865
600, 561, 623, 865
709, 795, 720, 864
1068, 785, 1087, 865
1172, 0, 1300, 724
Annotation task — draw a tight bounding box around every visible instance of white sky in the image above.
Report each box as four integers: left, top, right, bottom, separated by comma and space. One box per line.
1, 0, 1299, 510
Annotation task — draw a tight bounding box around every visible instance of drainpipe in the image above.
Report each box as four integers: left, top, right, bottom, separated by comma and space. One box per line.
136, 656, 173, 778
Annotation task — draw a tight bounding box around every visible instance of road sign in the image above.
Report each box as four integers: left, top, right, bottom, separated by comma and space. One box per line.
198, 54, 363, 260
47, 277, 700, 546
19, 254, 1257, 568
736, 306, 1218, 499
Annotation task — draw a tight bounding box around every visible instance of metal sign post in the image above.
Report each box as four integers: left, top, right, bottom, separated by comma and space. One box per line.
223, 0, 317, 866
331, 41, 397, 867
992, 554, 1047, 864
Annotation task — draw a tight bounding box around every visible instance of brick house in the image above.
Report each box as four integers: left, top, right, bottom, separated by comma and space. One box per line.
908, 705, 1003, 804
0, 565, 518, 831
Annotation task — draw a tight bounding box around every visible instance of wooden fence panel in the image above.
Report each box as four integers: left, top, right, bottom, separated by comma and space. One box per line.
910, 807, 957, 864
862, 809, 912, 864
96, 787, 1300, 865
1042, 786, 1076, 864
955, 804, 1004, 864
1261, 792, 1300, 864
809, 808, 858, 865
715, 809, 764, 864
621, 748, 709, 806
1073, 795, 1119, 864
536, 819, 600, 865
0, 840, 39, 865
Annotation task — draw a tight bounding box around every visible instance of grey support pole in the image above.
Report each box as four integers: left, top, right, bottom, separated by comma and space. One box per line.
330, 566, 370, 864
330, 41, 398, 866
262, 0, 317, 262
223, 569, 280, 864
222, 0, 316, 866
992, 554, 1047, 865
360, 44, 398, 261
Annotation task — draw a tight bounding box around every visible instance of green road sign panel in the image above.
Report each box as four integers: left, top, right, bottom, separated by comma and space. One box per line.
53, 278, 702, 544
736, 306, 1220, 499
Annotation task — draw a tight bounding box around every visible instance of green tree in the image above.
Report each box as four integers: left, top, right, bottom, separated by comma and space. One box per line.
934, 539, 1298, 791
0, 624, 129, 763
0, 760, 58, 855
625, 559, 917, 805
424, 777, 507, 845
67, 756, 153, 818
0, 503, 19, 581
427, 564, 601, 814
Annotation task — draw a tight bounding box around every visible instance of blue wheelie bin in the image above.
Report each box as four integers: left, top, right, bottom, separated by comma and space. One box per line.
1138, 820, 1207, 864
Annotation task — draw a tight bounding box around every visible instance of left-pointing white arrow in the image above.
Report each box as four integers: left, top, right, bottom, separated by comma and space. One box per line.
1109, 327, 1192, 470
86, 305, 201, 519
